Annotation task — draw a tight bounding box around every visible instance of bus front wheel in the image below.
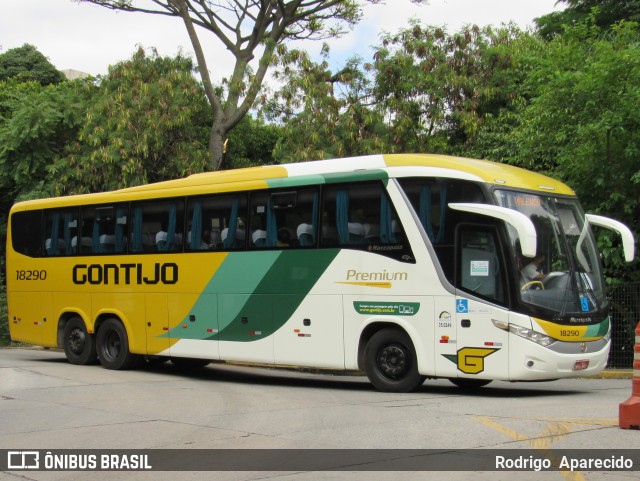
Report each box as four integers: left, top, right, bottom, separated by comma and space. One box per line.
63, 317, 97, 365
96, 318, 140, 370
364, 328, 425, 392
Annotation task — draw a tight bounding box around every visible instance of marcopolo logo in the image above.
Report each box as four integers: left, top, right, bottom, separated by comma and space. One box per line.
72, 263, 178, 285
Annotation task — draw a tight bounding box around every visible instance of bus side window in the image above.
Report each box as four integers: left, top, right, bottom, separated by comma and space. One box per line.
248, 187, 319, 249
129, 200, 185, 253
247, 188, 318, 249
321, 182, 414, 262
456, 227, 505, 304
250, 191, 270, 248
219, 194, 247, 250
187, 194, 247, 251
11, 210, 43, 258
44, 208, 79, 256
79, 204, 129, 255
290, 189, 319, 247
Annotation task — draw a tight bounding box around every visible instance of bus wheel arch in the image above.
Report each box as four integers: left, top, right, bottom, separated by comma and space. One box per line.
360, 323, 425, 392
95, 316, 140, 370
60, 314, 98, 365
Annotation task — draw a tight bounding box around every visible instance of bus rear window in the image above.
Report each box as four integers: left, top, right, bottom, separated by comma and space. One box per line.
11, 210, 43, 257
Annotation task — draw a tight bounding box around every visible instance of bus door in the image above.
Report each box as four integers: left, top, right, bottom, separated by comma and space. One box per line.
453, 225, 510, 381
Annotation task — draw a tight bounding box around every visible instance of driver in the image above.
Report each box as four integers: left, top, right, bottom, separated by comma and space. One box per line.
521, 254, 546, 285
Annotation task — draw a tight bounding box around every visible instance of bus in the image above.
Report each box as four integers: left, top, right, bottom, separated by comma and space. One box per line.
6, 154, 635, 392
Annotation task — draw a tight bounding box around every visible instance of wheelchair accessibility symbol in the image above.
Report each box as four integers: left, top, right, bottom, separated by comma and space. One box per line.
456, 299, 469, 314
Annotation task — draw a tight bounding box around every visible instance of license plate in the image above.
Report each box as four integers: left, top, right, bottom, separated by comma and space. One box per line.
573, 360, 589, 371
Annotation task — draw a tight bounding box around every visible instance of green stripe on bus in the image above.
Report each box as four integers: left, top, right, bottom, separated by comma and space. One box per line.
322, 170, 388, 184
166, 249, 340, 342
266, 174, 327, 188
585, 317, 609, 338
265, 170, 389, 189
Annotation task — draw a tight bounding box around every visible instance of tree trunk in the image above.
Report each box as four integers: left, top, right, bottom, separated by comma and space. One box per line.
208, 121, 227, 171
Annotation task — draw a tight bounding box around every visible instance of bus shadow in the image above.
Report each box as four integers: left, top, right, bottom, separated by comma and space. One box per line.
141, 359, 588, 398
20, 349, 592, 398
144, 359, 374, 392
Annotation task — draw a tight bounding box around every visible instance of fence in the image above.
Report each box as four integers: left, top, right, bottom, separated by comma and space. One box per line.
608, 282, 640, 369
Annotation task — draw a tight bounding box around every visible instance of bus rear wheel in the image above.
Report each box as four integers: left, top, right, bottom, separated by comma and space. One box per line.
63, 317, 97, 365
364, 328, 425, 392
96, 318, 140, 370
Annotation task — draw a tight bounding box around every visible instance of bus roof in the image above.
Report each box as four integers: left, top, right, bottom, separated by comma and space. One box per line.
11, 154, 575, 209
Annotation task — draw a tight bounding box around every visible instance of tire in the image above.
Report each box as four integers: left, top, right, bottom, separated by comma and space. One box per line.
364, 328, 425, 392
449, 378, 492, 390
63, 317, 97, 365
96, 318, 140, 370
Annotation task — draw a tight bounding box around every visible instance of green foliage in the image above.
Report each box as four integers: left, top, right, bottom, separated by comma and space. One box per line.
0, 272, 7, 346
536, 0, 640, 39
0, 44, 66, 86
476, 21, 640, 280
266, 45, 387, 161
224, 115, 280, 169
80, 0, 397, 169
52, 48, 211, 194
371, 22, 527, 154
0, 79, 94, 202
267, 23, 530, 160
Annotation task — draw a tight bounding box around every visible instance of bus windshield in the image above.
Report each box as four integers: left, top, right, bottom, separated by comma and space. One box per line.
494, 190, 606, 320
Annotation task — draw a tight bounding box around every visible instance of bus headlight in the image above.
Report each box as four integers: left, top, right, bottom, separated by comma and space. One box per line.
508, 324, 556, 347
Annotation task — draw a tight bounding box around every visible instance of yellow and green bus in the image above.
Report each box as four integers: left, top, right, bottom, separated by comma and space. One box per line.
6, 154, 635, 392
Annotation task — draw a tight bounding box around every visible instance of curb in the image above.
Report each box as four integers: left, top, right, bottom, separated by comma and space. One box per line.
587, 369, 633, 379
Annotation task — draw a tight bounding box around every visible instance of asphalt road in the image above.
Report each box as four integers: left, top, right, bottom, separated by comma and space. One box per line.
1, 347, 638, 481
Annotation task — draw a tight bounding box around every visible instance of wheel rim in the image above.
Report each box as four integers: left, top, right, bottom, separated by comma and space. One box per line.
68, 328, 86, 355
103, 330, 122, 361
376, 343, 409, 380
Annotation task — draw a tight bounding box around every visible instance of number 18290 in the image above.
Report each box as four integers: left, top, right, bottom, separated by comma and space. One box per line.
16, 269, 47, 281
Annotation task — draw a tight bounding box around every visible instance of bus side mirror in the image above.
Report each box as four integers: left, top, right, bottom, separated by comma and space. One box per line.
449, 203, 537, 258
584, 214, 635, 263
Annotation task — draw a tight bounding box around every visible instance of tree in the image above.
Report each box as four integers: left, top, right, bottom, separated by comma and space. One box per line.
52, 49, 212, 194
224, 114, 281, 168
0, 79, 92, 205
78, 0, 427, 170
485, 21, 640, 280
265, 45, 385, 162
265, 23, 530, 160
0, 44, 66, 85
536, 0, 640, 39
371, 22, 527, 154
0, 78, 92, 345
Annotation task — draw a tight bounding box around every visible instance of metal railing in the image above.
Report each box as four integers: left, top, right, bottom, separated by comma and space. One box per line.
608, 283, 640, 369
